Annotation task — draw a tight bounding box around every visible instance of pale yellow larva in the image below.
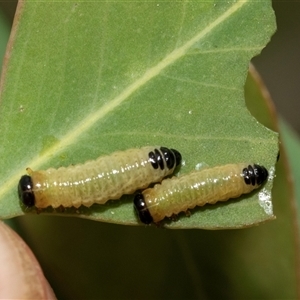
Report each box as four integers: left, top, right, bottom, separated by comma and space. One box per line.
134, 163, 268, 224
18, 146, 181, 209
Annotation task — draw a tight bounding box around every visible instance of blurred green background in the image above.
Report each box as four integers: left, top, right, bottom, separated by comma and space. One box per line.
0, 1, 299, 299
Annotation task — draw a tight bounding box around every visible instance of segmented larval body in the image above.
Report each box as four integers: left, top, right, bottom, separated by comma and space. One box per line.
18, 146, 182, 208
134, 163, 268, 224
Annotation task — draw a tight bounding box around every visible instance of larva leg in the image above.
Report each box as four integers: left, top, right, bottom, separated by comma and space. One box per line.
36, 208, 42, 215
185, 210, 192, 218
170, 214, 179, 222
56, 205, 65, 213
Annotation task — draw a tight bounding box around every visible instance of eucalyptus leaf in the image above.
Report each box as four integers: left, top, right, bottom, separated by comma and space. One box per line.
0, 0, 278, 228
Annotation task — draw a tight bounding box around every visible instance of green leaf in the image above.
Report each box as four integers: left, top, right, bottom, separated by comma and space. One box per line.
0, 0, 278, 228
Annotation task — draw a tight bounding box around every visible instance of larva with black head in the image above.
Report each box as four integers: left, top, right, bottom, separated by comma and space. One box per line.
134, 163, 268, 224
18, 146, 181, 209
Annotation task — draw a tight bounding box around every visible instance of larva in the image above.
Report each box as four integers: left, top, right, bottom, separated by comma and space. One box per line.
18, 146, 182, 209
134, 163, 268, 224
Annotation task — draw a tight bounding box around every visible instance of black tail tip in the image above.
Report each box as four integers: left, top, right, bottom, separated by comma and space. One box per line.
134, 193, 153, 224
18, 175, 35, 207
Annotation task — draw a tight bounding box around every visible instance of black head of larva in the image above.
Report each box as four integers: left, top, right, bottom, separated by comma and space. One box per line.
18, 175, 35, 207
148, 147, 182, 170
243, 164, 268, 186
134, 193, 153, 224
169, 148, 182, 168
